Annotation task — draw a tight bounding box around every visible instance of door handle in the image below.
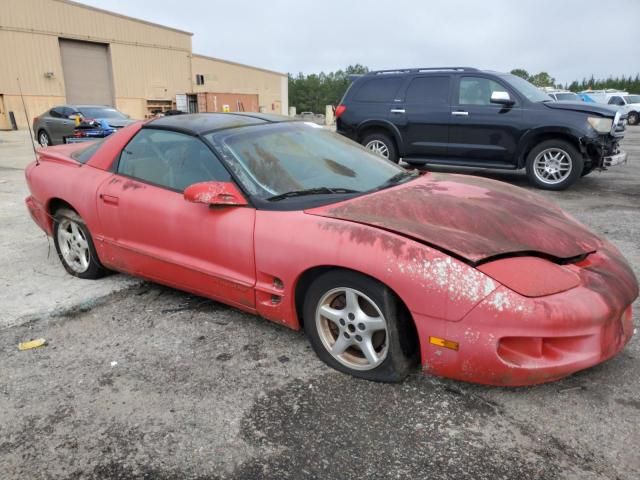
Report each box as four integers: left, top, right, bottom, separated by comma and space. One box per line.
452, 111, 469, 116
390, 109, 406, 113
100, 194, 119, 206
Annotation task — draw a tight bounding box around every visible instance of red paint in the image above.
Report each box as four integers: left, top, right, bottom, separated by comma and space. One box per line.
184, 181, 248, 206
23, 123, 639, 386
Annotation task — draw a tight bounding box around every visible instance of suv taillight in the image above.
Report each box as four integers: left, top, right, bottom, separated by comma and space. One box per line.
335, 104, 346, 119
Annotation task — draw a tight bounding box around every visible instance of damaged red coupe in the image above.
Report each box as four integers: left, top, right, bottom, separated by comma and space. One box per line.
25, 113, 638, 386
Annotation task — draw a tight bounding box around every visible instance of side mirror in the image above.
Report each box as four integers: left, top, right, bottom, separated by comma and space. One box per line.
184, 181, 248, 207
490, 91, 514, 105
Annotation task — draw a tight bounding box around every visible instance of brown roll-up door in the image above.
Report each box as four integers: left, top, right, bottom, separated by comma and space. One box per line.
59, 39, 114, 106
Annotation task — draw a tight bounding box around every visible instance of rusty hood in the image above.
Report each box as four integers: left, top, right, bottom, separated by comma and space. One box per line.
305, 173, 602, 264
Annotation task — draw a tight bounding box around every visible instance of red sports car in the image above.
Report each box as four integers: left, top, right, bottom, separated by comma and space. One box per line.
24, 113, 638, 386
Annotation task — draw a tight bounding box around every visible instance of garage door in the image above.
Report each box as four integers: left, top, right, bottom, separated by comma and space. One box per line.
59, 39, 114, 106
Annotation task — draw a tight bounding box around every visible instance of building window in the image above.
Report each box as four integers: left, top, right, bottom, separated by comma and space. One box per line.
195, 74, 205, 85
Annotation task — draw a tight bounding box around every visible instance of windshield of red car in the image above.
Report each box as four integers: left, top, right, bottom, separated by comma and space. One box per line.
206, 122, 405, 200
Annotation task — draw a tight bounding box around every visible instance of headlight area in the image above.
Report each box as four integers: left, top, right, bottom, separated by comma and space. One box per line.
587, 116, 613, 134
476, 256, 580, 297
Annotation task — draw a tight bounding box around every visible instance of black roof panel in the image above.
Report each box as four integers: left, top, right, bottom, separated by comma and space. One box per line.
145, 112, 291, 134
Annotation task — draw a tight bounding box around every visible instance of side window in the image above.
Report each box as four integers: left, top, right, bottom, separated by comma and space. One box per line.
117, 129, 230, 192
353, 77, 403, 102
458, 77, 506, 106
405, 76, 450, 105
50, 107, 64, 118
608, 96, 623, 106
61, 107, 76, 118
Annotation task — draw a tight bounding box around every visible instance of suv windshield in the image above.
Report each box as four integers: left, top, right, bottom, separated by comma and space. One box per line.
206, 122, 408, 200
78, 107, 128, 119
624, 95, 640, 104
501, 74, 552, 102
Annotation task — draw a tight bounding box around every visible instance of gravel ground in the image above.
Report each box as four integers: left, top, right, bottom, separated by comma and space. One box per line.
1, 127, 639, 479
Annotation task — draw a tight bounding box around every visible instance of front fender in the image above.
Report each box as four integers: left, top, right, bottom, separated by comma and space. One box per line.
253, 211, 500, 330
515, 126, 587, 167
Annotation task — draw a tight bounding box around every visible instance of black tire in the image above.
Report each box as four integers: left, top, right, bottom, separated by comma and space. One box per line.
627, 111, 638, 126
37, 130, 51, 147
303, 270, 417, 382
581, 163, 596, 177
53, 208, 107, 279
361, 132, 399, 163
525, 139, 583, 190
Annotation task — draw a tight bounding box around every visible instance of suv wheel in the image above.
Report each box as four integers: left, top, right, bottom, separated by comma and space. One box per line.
362, 132, 398, 163
627, 112, 638, 126
525, 139, 583, 190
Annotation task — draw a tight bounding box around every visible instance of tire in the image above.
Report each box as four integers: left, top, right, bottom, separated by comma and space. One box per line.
628, 111, 638, 126
38, 130, 51, 147
362, 132, 399, 163
581, 163, 595, 177
303, 270, 417, 382
525, 139, 583, 190
53, 208, 107, 279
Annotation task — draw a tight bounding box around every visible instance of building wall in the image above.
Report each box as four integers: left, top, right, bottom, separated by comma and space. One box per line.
191, 55, 287, 115
0, 0, 289, 130
0, 0, 192, 128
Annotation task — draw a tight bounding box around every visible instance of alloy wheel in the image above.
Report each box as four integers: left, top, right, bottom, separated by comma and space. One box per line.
365, 140, 390, 159
56, 218, 90, 273
533, 148, 573, 185
39, 132, 50, 147
315, 287, 389, 371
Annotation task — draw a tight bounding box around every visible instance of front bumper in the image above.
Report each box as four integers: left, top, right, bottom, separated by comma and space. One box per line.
603, 150, 627, 167
414, 246, 638, 386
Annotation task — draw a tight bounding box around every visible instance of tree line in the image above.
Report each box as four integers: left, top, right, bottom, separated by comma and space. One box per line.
289, 66, 640, 113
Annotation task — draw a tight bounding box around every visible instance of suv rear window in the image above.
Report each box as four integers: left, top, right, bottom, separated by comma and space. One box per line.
353, 77, 403, 102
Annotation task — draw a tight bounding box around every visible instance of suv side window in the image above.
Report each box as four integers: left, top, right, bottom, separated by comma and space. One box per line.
458, 77, 506, 106
405, 76, 450, 105
353, 77, 403, 102
118, 129, 230, 192
608, 96, 624, 106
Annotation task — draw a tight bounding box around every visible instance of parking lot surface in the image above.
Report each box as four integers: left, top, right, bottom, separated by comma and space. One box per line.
1, 128, 639, 479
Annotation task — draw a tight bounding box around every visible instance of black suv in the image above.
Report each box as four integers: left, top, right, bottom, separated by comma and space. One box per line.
336, 67, 627, 190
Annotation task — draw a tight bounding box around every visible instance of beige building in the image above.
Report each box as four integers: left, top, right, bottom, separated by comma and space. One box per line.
0, 0, 288, 130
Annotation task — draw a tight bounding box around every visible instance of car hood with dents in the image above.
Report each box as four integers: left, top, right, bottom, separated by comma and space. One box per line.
543, 101, 618, 117
306, 173, 602, 264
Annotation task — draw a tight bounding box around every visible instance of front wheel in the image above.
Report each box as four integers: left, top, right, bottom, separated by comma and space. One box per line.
525, 139, 583, 190
303, 270, 417, 382
53, 208, 107, 279
627, 111, 638, 126
361, 132, 399, 163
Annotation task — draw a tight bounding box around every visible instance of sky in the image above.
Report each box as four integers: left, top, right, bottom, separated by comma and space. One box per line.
76, 0, 640, 85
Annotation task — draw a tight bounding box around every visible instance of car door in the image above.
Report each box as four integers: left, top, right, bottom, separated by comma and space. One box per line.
96, 128, 257, 309
399, 75, 451, 157
448, 75, 523, 165
45, 107, 68, 144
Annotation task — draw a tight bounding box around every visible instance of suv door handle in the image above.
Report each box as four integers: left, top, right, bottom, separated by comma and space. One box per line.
390, 109, 406, 113
452, 111, 469, 116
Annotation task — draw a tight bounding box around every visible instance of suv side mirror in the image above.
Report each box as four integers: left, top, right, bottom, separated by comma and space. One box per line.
490, 91, 515, 106
184, 181, 248, 207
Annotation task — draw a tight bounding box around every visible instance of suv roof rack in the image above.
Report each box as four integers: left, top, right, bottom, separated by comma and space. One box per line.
369, 67, 479, 75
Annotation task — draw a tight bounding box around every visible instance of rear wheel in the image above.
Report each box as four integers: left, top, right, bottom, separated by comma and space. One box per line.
53, 208, 106, 279
303, 270, 416, 382
525, 139, 583, 190
627, 111, 638, 126
362, 132, 399, 163
38, 130, 51, 147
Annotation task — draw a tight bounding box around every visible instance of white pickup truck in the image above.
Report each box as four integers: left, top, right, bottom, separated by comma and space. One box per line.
581, 90, 640, 125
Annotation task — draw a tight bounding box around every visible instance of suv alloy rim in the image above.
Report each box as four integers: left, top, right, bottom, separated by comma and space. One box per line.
533, 147, 573, 185
365, 140, 389, 159
315, 287, 389, 371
